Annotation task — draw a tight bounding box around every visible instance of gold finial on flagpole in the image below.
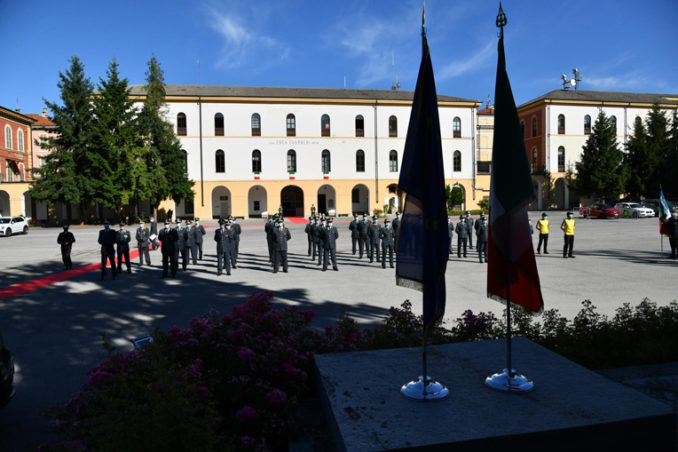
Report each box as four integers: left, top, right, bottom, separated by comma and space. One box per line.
496, 2, 507, 38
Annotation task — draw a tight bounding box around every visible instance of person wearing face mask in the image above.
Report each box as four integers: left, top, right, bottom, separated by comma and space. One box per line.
305, 216, 314, 256
215, 219, 235, 276
368, 216, 381, 264
265, 216, 276, 266
98, 221, 117, 280
322, 218, 339, 271
115, 222, 132, 274
136, 221, 151, 266
536, 212, 550, 254
476, 218, 489, 263
465, 211, 475, 249
358, 215, 370, 258
149, 216, 159, 250
316, 219, 327, 267
273, 219, 291, 273
455, 216, 469, 258
174, 222, 186, 271
230, 216, 241, 263
311, 218, 321, 262
379, 219, 396, 269
348, 214, 359, 255
57, 223, 76, 270
392, 211, 401, 238
447, 216, 455, 256
474, 213, 485, 236
560, 212, 576, 258
158, 222, 178, 278
193, 218, 206, 260
183, 223, 197, 269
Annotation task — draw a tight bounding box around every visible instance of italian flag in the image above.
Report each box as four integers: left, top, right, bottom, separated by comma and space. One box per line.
487, 34, 543, 313
659, 188, 671, 235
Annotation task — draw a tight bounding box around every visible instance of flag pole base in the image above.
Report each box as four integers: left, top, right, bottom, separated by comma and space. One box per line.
401, 376, 449, 400
485, 369, 534, 393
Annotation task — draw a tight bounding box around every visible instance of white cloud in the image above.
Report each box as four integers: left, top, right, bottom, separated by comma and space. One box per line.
436, 39, 495, 81
203, 3, 290, 71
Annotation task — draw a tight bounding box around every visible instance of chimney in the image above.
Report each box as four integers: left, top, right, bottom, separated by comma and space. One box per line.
42, 108, 48, 118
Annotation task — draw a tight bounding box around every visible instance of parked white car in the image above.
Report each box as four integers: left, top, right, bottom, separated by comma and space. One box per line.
0, 216, 29, 237
614, 203, 655, 218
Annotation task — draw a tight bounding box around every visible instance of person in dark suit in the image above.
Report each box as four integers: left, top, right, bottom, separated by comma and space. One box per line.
476, 217, 489, 263
323, 218, 339, 271
98, 221, 117, 280
358, 215, 369, 258
115, 223, 132, 274
185, 223, 198, 267
265, 217, 276, 266
305, 217, 314, 256
176, 222, 187, 270
368, 216, 381, 263
57, 224, 75, 270
273, 219, 291, 273
465, 211, 475, 249
311, 218, 320, 262
316, 219, 326, 267
215, 221, 235, 275
455, 216, 468, 258
136, 221, 151, 266
349, 214, 359, 255
149, 216, 159, 250
668, 212, 678, 259
392, 211, 401, 238
230, 216, 241, 263
447, 216, 455, 255
379, 219, 396, 268
193, 218, 206, 259
158, 222, 178, 278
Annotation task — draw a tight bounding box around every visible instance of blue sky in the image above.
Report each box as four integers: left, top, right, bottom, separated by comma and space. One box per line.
2, 0, 677, 115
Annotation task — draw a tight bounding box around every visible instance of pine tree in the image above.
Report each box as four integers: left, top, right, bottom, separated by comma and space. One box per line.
30, 56, 95, 223
624, 116, 649, 200
666, 110, 678, 198
575, 110, 626, 203
645, 104, 671, 197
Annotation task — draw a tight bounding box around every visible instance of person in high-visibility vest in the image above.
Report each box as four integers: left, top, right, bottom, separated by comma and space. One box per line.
560, 212, 576, 258
536, 212, 550, 254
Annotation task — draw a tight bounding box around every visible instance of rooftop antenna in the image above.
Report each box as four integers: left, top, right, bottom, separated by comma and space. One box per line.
391, 52, 401, 91
486, 94, 492, 108
197, 59, 200, 85
572, 68, 583, 90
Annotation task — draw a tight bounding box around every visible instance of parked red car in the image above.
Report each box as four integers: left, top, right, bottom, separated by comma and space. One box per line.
582, 204, 622, 219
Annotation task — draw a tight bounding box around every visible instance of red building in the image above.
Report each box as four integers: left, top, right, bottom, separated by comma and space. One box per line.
0, 106, 35, 216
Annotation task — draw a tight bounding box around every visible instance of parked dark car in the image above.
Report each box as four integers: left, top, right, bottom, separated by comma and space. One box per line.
582, 204, 621, 219
0, 330, 15, 408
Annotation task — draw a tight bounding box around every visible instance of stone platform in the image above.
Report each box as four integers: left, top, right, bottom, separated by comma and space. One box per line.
314, 338, 676, 451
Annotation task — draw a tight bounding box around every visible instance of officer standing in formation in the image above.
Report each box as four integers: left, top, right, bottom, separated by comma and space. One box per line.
536, 212, 550, 254
215, 219, 235, 276
193, 218, 206, 259
136, 220, 151, 266
368, 216, 381, 263
316, 218, 326, 266
230, 216, 242, 261
176, 222, 187, 270
392, 211, 401, 238
476, 216, 489, 263
310, 218, 321, 262
349, 214, 359, 255
159, 222, 178, 278
358, 215, 369, 258
185, 223, 198, 267
265, 216, 277, 264
473, 213, 485, 238
98, 221, 117, 280
668, 212, 678, 259
561, 212, 576, 258
465, 211, 474, 249
322, 218, 339, 271
379, 219, 396, 268
273, 218, 291, 273
149, 216, 159, 250
448, 216, 455, 255
455, 216, 469, 258
116, 223, 132, 274
57, 224, 75, 270
305, 217, 314, 256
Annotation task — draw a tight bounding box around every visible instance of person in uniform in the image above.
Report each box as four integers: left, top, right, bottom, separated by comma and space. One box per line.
193, 218, 206, 260
310, 218, 320, 262
447, 216, 455, 255
561, 212, 576, 258
379, 219, 396, 269
273, 219, 291, 273
392, 211, 401, 238
149, 216, 159, 250
136, 221, 151, 266
455, 216, 468, 258
98, 221, 117, 280
116, 222, 132, 274
368, 216, 381, 263
465, 211, 475, 249
305, 217, 314, 256
230, 216, 241, 261
185, 223, 198, 266
175, 221, 187, 270
167, 209, 173, 223
474, 213, 485, 237
214, 221, 235, 275
316, 218, 327, 267
536, 212, 550, 254
357, 215, 369, 258
349, 214, 359, 255
322, 218, 339, 271
667, 212, 678, 259
158, 222, 178, 278
311, 204, 316, 218
265, 216, 276, 265
476, 216, 489, 263
57, 224, 75, 270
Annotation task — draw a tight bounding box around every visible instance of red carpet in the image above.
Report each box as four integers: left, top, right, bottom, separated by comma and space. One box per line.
286, 217, 309, 224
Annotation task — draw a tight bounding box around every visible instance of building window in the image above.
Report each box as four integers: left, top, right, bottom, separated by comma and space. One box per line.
389, 115, 397, 137
356, 149, 365, 172
286, 114, 296, 137
184, 198, 194, 215
558, 146, 565, 172
453, 117, 461, 138
584, 115, 591, 135
531, 117, 537, 137
182, 150, 188, 174
17, 130, 24, 151
321, 149, 331, 173
355, 115, 364, 137
352, 187, 360, 203
215, 149, 225, 173
6, 161, 13, 182
19, 163, 25, 181
321, 114, 330, 137
5, 126, 12, 149
389, 150, 398, 172
214, 113, 224, 136
557, 114, 565, 134
531, 148, 537, 172
610, 115, 617, 135
287, 149, 296, 172
453, 150, 462, 172
520, 120, 525, 138
177, 113, 187, 136
477, 161, 491, 174
252, 149, 261, 173
251, 113, 261, 136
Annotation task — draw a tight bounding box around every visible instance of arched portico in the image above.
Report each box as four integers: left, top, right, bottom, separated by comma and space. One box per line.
248, 185, 268, 218
317, 184, 336, 215
281, 185, 304, 217
211, 186, 232, 219
351, 184, 369, 215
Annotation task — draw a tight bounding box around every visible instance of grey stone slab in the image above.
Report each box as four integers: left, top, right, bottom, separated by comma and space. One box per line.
314, 338, 676, 452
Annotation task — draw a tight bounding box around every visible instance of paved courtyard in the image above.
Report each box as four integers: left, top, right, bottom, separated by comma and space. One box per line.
0, 212, 676, 450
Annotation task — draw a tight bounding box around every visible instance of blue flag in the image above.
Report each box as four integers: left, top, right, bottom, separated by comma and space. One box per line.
396, 35, 448, 337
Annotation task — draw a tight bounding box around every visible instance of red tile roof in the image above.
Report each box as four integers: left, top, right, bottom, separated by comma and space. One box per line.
478, 107, 494, 115
25, 114, 56, 127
